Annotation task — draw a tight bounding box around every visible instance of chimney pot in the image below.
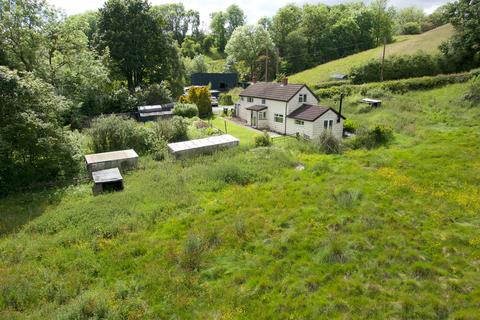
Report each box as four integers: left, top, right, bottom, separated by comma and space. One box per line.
282, 78, 288, 86
252, 74, 257, 84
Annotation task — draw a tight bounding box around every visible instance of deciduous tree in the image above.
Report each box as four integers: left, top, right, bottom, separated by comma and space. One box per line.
225, 24, 275, 79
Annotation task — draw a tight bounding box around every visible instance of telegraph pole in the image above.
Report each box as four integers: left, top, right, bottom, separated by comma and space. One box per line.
265, 46, 268, 82
380, 36, 386, 82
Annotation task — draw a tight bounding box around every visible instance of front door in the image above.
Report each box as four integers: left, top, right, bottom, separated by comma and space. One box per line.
251, 111, 257, 128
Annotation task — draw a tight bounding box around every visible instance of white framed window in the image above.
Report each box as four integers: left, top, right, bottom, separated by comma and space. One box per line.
298, 94, 307, 103
247, 97, 254, 102
324, 120, 334, 129
241, 96, 244, 101
295, 119, 304, 125
259, 111, 267, 120
274, 114, 284, 123
261, 99, 266, 104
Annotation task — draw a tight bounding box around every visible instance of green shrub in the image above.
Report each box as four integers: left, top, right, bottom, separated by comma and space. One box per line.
219, 93, 234, 106
254, 131, 272, 147
153, 116, 188, 143
350, 125, 394, 149
343, 119, 358, 133
182, 86, 212, 118
89, 115, 153, 154
402, 22, 421, 35
464, 76, 480, 103
173, 103, 198, 118
313, 131, 342, 154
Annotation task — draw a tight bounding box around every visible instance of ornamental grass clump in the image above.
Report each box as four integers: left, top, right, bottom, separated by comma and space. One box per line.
314, 131, 342, 154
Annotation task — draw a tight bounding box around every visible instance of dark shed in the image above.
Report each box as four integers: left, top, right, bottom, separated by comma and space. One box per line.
191, 73, 238, 92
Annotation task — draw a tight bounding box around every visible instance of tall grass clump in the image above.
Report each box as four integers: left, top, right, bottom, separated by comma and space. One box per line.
348, 125, 394, 149
320, 238, 349, 264
254, 131, 272, 147
333, 189, 363, 209
313, 131, 342, 154
181, 234, 204, 272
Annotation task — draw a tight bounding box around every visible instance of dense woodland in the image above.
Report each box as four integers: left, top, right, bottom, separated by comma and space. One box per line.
0, 0, 479, 194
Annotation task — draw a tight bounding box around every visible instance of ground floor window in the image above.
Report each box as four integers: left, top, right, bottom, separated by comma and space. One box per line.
295, 119, 304, 125
324, 119, 333, 129
259, 111, 267, 120
274, 114, 284, 123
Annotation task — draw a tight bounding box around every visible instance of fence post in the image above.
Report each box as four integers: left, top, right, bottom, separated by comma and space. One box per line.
224, 120, 227, 134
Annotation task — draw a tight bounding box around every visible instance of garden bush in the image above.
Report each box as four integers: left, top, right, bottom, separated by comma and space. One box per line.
88, 115, 153, 154
254, 131, 272, 147
313, 131, 342, 154
349, 125, 394, 149
173, 103, 198, 118
153, 116, 188, 143
180, 86, 212, 118
219, 93, 234, 106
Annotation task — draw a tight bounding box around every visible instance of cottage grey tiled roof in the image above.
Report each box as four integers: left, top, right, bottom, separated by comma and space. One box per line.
240, 82, 305, 102
288, 104, 345, 122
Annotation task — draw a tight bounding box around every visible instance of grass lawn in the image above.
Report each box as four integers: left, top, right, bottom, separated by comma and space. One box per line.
210, 116, 259, 145
1, 81, 480, 319
289, 24, 455, 87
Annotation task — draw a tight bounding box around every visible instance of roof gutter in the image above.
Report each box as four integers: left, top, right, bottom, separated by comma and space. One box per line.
284, 102, 288, 135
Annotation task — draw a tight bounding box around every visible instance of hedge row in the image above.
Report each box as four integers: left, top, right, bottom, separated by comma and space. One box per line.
313, 80, 351, 90
349, 53, 454, 84
315, 69, 480, 99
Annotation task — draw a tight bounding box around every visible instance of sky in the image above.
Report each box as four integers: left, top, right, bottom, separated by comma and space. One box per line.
46, 0, 450, 29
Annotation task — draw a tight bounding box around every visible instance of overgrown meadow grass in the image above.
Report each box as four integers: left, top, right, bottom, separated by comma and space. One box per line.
1, 82, 480, 319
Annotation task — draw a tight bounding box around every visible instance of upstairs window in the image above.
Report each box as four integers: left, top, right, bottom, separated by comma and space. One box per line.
241, 97, 244, 101
247, 97, 254, 103
295, 120, 304, 125
324, 120, 334, 129
274, 114, 284, 123
298, 94, 307, 103
261, 99, 266, 104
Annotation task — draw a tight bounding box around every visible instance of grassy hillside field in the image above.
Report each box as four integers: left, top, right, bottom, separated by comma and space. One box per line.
289, 24, 455, 87
1, 82, 480, 318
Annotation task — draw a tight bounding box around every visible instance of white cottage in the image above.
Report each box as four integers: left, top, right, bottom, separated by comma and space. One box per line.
237, 79, 345, 139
